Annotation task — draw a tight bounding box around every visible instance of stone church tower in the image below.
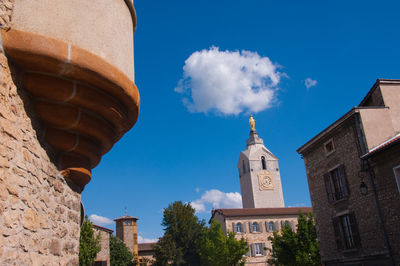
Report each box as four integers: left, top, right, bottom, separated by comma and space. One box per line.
237, 116, 285, 208
115, 215, 139, 257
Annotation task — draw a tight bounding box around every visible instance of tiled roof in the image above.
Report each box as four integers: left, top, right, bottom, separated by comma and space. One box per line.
92, 224, 114, 233
114, 215, 139, 221
362, 133, 400, 159
138, 243, 156, 252
212, 207, 312, 218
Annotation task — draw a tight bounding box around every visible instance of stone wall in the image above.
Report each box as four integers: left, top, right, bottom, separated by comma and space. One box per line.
93, 225, 112, 265
0, 47, 81, 265
368, 144, 400, 264
223, 215, 299, 266
302, 117, 390, 264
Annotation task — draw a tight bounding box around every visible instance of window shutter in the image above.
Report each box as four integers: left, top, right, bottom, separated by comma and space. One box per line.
250, 244, 255, 257
338, 164, 349, 197
259, 222, 263, 232
265, 221, 269, 232
232, 222, 236, 233
324, 172, 335, 202
349, 212, 361, 248
246, 249, 250, 257
249, 222, 253, 233
332, 217, 343, 250
262, 243, 266, 255
243, 223, 247, 233
290, 220, 295, 231
280, 220, 284, 229
274, 221, 279, 231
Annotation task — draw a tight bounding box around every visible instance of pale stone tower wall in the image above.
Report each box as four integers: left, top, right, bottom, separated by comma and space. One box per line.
115, 216, 139, 257
238, 129, 285, 208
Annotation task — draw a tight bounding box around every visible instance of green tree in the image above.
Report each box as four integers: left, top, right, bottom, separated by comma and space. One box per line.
153, 201, 205, 266
268, 212, 320, 266
197, 220, 249, 266
79, 216, 101, 266
110, 235, 136, 266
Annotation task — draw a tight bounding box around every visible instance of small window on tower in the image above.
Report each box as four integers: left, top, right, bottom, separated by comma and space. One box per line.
261, 156, 266, 170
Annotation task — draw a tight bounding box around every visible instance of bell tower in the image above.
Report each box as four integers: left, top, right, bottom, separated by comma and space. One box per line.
237, 116, 285, 208
115, 215, 139, 257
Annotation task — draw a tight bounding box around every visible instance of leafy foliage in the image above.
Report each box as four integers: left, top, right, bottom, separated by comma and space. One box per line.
268, 212, 320, 266
79, 216, 101, 266
110, 235, 136, 266
153, 201, 205, 266
197, 220, 248, 266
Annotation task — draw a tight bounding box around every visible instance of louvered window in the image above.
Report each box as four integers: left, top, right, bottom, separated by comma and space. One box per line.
324, 164, 349, 202
332, 212, 361, 250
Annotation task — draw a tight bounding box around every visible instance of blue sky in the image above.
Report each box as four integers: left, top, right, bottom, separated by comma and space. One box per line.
82, 0, 400, 242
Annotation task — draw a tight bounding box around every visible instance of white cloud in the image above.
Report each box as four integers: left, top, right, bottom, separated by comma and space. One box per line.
304, 78, 317, 89
175, 47, 283, 115
190, 189, 242, 213
89, 214, 113, 226
138, 235, 158, 244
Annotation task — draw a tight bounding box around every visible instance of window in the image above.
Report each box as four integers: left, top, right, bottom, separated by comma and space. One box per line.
324, 164, 349, 202
268, 221, 274, 232
324, 138, 335, 156
252, 222, 259, 232
332, 212, 361, 250
280, 220, 294, 230
236, 223, 242, 233
261, 156, 267, 170
249, 221, 263, 233
393, 165, 400, 194
250, 243, 266, 256
232, 222, 246, 233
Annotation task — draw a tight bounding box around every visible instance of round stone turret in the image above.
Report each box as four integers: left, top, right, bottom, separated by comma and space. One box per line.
1, 0, 140, 190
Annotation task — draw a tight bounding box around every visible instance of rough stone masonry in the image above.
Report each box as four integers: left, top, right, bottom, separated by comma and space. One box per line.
0, 48, 81, 264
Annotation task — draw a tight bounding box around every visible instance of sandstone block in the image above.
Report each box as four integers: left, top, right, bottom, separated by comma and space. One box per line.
0, 234, 3, 256
23, 208, 39, 231
6, 184, 18, 196
0, 184, 8, 200
49, 238, 61, 256
3, 209, 20, 229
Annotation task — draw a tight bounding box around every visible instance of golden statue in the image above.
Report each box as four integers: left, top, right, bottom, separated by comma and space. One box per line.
249, 115, 256, 131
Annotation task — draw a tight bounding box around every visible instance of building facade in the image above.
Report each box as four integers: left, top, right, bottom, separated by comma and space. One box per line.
297, 79, 400, 265
93, 224, 113, 266
211, 207, 312, 265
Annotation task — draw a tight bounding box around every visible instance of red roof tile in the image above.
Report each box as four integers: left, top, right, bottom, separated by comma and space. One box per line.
212, 207, 312, 218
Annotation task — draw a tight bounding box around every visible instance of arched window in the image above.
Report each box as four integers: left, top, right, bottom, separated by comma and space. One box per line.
268, 221, 274, 231
284, 220, 290, 227
261, 156, 266, 170
252, 222, 259, 232
236, 223, 242, 233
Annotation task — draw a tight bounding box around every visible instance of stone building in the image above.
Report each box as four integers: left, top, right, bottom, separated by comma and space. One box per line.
138, 243, 156, 266
0, 0, 139, 264
115, 215, 139, 257
211, 207, 312, 264
297, 79, 400, 265
93, 224, 113, 266
211, 117, 313, 265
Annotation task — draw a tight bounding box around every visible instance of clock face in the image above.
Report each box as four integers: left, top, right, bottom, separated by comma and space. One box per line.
258, 170, 274, 190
